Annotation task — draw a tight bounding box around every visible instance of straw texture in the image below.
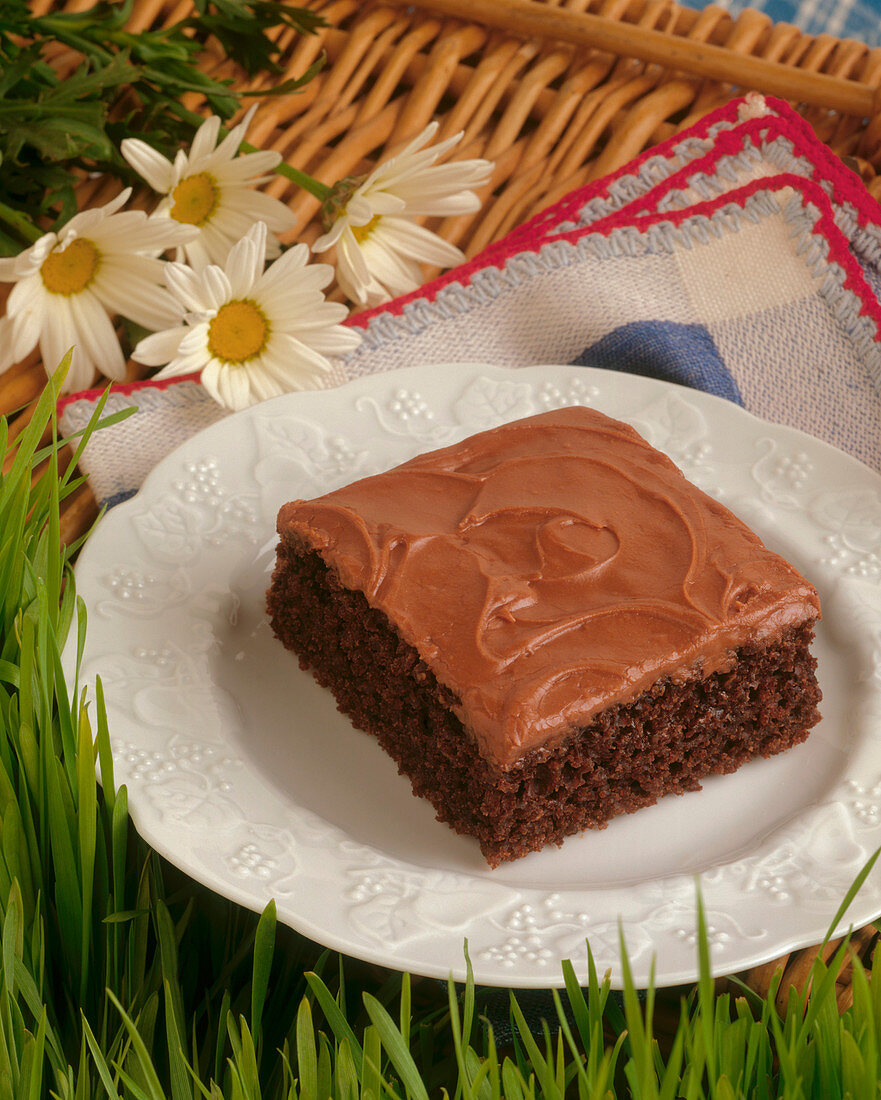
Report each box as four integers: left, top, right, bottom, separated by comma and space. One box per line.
7, 0, 881, 416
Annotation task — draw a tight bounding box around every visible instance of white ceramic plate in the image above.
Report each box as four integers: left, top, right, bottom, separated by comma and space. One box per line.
66, 363, 881, 988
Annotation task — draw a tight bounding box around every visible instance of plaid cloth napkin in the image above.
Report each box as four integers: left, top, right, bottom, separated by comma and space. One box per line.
59, 95, 881, 503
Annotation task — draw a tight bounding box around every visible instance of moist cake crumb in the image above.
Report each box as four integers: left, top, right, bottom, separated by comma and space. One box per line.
267, 405, 822, 865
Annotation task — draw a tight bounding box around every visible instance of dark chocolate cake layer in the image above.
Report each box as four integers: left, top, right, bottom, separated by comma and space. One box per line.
269, 406, 822, 864
267, 544, 822, 867
274, 406, 821, 769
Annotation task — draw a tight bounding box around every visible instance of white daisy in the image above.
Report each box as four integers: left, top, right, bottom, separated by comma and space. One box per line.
313, 123, 493, 307
121, 107, 296, 270
0, 189, 197, 392
132, 222, 361, 411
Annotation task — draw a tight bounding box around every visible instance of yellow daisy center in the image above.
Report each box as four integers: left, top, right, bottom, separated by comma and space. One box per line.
40, 238, 100, 295
351, 214, 381, 244
170, 172, 219, 226
207, 300, 269, 363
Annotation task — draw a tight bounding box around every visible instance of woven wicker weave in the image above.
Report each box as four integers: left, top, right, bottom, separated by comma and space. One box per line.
5, 0, 881, 1002
8, 0, 881, 413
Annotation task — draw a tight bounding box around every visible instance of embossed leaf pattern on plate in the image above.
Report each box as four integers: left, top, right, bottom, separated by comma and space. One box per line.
67, 363, 881, 988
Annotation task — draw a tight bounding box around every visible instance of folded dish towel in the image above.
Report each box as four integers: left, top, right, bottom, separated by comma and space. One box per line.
59, 94, 881, 506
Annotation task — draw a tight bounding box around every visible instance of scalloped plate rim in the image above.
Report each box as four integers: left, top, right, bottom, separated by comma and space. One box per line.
65, 362, 881, 988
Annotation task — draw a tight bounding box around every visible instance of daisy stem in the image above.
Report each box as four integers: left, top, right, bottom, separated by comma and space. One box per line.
0, 201, 44, 247
240, 141, 333, 202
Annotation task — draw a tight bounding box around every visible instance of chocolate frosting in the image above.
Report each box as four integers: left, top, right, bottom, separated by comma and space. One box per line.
277, 406, 820, 768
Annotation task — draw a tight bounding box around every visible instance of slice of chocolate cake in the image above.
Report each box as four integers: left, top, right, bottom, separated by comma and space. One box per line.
267, 405, 821, 866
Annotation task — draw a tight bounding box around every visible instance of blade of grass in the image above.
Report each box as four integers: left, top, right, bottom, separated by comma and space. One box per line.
106, 990, 167, 1100
821, 848, 881, 948
250, 899, 275, 1046
0, 357, 69, 514
296, 996, 318, 1099
694, 884, 718, 1098
81, 1012, 122, 1099
76, 709, 97, 1006
362, 992, 430, 1100
304, 972, 363, 1077
447, 972, 472, 1100
619, 921, 658, 1100
508, 992, 563, 1100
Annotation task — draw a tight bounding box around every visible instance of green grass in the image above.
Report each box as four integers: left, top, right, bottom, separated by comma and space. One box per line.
2, 368, 881, 1098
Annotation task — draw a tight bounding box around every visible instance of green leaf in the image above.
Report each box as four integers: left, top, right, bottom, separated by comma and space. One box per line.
0, 662, 19, 689
500, 1058, 529, 1100
43, 739, 81, 963
508, 993, 562, 1100
822, 847, 881, 947
335, 1037, 360, 1100
107, 990, 167, 1100
163, 979, 193, 1100
362, 992, 430, 1100
843, 1022, 871, 1100
250, 899, 275, 1043
694, 884, 719, 1095
76, 707, 97, 1004
361, 1026, 382, 1100
296, 997, 318, 1099
2, 881, 23, 1000
81, 1012, 122, 1100
0, 0, 326, 244
304, 972, 363, 1076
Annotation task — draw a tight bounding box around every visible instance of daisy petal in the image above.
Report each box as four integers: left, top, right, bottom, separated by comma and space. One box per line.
189, 113, 223, 163
120, 138, 176, 193
7, 290, 46, 364
301, 324, 362, 356
215, 361, 251, 411
374, 217, 465, 268
218, 188, 297, 232
273, 331, 334, 375
201, 264, 234, 311
217, 151, 283, 180
63, 189, 132, 238
39, 298, 92, 391
241, 361, 278, 403
165, 262, 215, 313
181, 235, 216, 272
319, 123, 493, 306
196, 359, 223, 403
258, 344, 324, 391
92, 262, 184, 330
178, 323, 211, 357
132, 325, 190, 366
0, 317, 17, 373
69, 292, 127, 380
312, 220, 346, 252
91, 211, 197, 254
7, 273, 44, 319
209, 112, 253, 166
257, 246, 326, 298
359, 234, 423, 297
337, 230, 374, 291
154, 339, 212, 376
225, 223, 266, 296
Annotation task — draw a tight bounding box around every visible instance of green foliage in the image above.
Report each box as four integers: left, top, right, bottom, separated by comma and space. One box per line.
1, 372, 881, 1096
0, 0, 324, 253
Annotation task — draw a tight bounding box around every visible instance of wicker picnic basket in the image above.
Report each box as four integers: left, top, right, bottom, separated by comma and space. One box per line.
6, 0, 881, 1008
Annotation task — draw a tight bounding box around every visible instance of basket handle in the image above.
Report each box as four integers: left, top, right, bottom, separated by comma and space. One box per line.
386, 0, 878, 116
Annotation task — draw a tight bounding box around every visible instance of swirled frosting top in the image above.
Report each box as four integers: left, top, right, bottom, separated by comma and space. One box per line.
277, 406, 820, 768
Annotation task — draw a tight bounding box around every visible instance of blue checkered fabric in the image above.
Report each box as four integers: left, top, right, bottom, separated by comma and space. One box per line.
681, 0, 881, 46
